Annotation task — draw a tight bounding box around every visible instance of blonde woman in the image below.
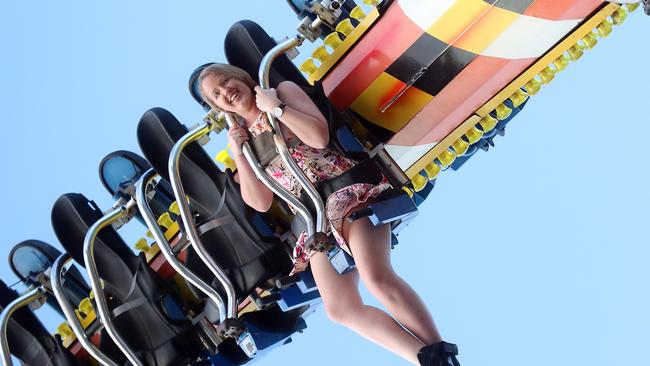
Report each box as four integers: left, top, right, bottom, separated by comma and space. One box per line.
198, 63, 459, 366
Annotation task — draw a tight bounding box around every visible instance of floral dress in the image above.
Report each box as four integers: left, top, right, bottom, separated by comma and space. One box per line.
248, 114, 391, 274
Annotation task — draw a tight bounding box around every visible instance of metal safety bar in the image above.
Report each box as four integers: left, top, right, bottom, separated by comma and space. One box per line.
168, 122, 238, 320
258, 35, 329, 236
51, 254, 119, 366
0, 287, 46, 366
135, 169, 226, 322
222, 112, 316, 236
83, 200, 143, 366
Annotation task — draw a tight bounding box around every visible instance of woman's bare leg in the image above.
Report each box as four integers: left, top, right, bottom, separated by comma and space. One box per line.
310, 252, 424, 364
343, 217, 442, 345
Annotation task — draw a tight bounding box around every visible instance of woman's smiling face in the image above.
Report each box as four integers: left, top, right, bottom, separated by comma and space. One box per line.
201, 72, 254, 114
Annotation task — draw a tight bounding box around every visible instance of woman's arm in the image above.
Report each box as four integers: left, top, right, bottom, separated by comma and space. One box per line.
227, 124, 274, 212
234, 153, 274, 212
255, 81, 330, 149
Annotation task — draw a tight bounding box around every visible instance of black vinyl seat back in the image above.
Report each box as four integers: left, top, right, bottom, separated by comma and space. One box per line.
51, 194, 136, 298
0, 281, 79, 366
50, 193, 200, 365
137, 107, 293, 300
225, 20, 309, 89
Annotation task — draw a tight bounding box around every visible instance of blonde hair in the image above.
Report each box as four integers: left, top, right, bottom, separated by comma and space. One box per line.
198, 63, 256, 111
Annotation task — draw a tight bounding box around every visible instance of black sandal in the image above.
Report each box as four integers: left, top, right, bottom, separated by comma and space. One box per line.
417, 341, 461, 366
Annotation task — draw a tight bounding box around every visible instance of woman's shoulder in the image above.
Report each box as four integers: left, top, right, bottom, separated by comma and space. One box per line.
277, 80, 307, 100
277, 80, 299, 91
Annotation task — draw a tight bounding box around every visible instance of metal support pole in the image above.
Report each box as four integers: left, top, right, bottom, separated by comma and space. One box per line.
135, 169, 226, 322
168, 122, 238, 319
258, 35, 329, 236
223, 112, 316, 237
0, 287, 45, 366
83, 201, 143, 366
51, 254, 119, 366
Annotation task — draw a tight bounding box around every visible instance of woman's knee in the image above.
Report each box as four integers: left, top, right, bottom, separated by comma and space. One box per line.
322, 294, 363, 325
361, 268, 402, 301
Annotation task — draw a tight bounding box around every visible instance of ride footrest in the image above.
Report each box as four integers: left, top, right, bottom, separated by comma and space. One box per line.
275, 270, 318, 293
348, 190, 418, 226
277, 284, 321, 312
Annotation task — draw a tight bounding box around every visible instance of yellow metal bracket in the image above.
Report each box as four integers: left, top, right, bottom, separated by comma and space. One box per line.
307, 7, 380, 84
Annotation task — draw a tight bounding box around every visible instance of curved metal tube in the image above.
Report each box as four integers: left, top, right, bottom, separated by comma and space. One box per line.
135, 169, 226, 321
51, 254, 119, 366
83, 203, 143, 366
258, 35, 328, 235
168, 122, 237, 319
0, 287, 44, 366
223, 113, 315, 236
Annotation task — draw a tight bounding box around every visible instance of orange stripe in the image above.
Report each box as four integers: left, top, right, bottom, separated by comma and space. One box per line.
349, 73, 433, 133
388, 56, 533, 146
524, 0, 604, 20
323, 3, 423, 110
426, 0, 492, 45
451, 5, 519, 55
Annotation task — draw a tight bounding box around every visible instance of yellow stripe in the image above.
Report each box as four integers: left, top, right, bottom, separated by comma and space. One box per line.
350, 73, 433, 133
477, 3, 619, 115
307, 8, 380, 85
425, 0, 519, 55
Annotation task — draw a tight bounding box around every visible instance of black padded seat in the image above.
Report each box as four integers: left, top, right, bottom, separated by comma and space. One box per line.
136, 107, 293, 301
225, 20, 309, 89
0, 281, 80, 366
51, 193, 201, 366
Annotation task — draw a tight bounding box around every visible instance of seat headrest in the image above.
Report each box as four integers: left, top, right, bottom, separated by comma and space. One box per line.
225, 20, 309, 88
98, 150, 151, 197
137, 107, 217, 184
188, 62, 215, 112
8, 240, 62, 282
51, 193, 134, 267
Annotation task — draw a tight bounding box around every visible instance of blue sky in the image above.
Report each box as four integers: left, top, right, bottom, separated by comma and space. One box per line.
1, 1, 648, 365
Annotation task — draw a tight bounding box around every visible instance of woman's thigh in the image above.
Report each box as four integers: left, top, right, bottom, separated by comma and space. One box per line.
342, 216, 394, 281
309, 252, 362, 317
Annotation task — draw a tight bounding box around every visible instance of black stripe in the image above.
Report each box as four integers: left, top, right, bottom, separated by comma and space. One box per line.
385, 33, 477, 96
482, 0, 535, 14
